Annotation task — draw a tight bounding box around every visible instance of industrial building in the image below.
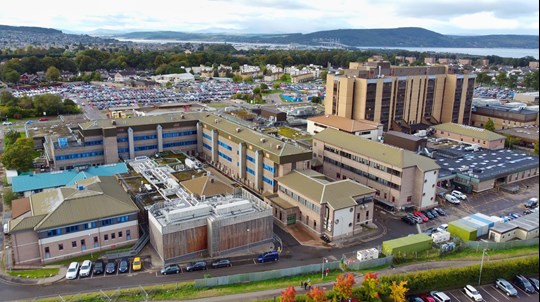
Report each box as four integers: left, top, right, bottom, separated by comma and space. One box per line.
312, 128, 440, 210
470, 103, 538, 130
432, 123, 506, 150
306, 115, 383, 140
7, 176, 139, 264
382, 234, 432, 256
488, 215, 539, 242
325, 63, 476, 132
383, 131, 427, 152
265, 170, 375, 241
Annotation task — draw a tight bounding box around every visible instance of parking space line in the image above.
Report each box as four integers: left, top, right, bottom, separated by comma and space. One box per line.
491, 286, 511, 301
448, 292, 463, 302
515, 287, 530, 297
480, 287, 499, 302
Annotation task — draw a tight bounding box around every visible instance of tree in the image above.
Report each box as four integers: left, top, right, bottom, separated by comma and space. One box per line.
273, 83, 281, 89
307, 286, 326, 302
45, 66, 61, 82
3, 69, 20, 84
1, 138, 35, 172
475, 72, 492, 86
320, 70, 328, 81
4, 129, 21, 147
484, 118, 496, 132
2, 187, 20, 207
232, 74, 243, 83
495, 71, 507, 87
280, 285, 296, 302
333, 273, 356, 301
504, 135, 521, 149
534, 140, 539, 155
359, 272, 381, 302
389, 281, 409, 302
253, 87, 261, 95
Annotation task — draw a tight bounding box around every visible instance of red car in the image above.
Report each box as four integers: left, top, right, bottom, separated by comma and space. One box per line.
414, 211, 429, 222
419, 293, 435, 302
39, 117, 49, 121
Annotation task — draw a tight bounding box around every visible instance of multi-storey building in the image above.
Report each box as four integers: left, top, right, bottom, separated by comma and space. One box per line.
312, 128, 440, 210
7, 176, 139, 264
325, 64, 476, 132
266, 170, 375, 241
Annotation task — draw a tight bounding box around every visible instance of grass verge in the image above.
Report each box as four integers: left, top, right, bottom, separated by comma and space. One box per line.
7, 267, 59, 279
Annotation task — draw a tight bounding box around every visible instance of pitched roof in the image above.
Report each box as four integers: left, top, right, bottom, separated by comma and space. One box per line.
11, 163, 129, 193
11, 197, 31, 219
180, 176, 234, 197
308, 115, 381, 132
276, 170, 375, 210
18, 176, 139, 231
433, 123, 505, 141
314, 128, 440, 171
9, 215, 47, 232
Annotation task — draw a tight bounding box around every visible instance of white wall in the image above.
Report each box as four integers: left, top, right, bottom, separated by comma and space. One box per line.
420, 170, 439, 209
332, 207, 354, 238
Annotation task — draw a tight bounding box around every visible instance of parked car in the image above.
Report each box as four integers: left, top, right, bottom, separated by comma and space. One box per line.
105, 260, 117, 274
407, 295, 424, 302
401, 216, 416, 225
527, 276, 539, 292
160, 264, 181, 275
463, 284, 483, 301
445, 194, 460, 204
132, 257, 142, 271
414, 211, 429, 222
65, 262, 80, 280
38, 117, 49, 121
422, 210, 434, 220
429, 209, 440, 218
118, 258, 129, 273
418, 293, 435, 302
495, 278, 518, 296
524, 198, 538, 209
451, 190, 467, 200
211, 259, 232, 269
509, 213, 521, 220
257, 250, 280, 263
2, 121, 13, 125
185, 261, 207, 272
429, 291, 451, 302
434, 207, 446, 216
93, 259, 105, 275
436, 224, 449, 233
408, 213, 423, 224
513, 275, 535, 294
79, 260, 92, 278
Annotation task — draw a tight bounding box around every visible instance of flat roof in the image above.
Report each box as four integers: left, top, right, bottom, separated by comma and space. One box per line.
498, 126, 540, 143
433, 123, 505, 141
435, 147, 539, 182
307, 115, 381, 132
385, 131, 425, 142
78, 112, 203, 130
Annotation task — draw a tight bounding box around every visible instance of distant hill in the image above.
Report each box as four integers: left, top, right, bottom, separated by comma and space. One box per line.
0, 24, 61, 34
117, 27, 539, 49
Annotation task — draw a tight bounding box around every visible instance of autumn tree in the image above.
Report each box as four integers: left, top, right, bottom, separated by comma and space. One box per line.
389, 280, 408, 302
4, 129, 21, 147
359, 272, 381, 302
1, 138, 35, 172
307, 286, 327, 302
333, 273, 356, 301
45, 66, 61, 82
280, 285, 296, 302
483, 118, 495, 132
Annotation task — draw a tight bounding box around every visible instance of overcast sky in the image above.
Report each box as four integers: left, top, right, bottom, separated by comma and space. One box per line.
1, 0, 538, 35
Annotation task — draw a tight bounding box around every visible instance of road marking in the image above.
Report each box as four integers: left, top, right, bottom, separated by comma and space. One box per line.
515, 287, 530, 297
449, 292, 463, 302
491, 286, 511, 300
480, 287, 499, 302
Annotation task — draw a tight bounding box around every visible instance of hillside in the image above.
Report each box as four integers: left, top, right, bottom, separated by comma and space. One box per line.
0, 25, 61, 34
117, 27, 539, 49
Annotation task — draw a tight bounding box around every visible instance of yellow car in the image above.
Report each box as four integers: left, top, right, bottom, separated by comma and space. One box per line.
132, 257, 142, 271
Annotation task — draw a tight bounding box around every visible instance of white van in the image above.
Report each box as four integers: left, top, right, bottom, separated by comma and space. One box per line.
430, 291, 451, 302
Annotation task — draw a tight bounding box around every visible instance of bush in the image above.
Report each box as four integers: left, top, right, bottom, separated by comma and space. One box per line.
3, 187, 19, 206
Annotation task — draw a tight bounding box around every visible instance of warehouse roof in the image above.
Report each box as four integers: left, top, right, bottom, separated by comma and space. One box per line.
433, 123, 505, 141
314, 128, 440, 171
382, 233, 432, 249
308, 115, 381, 132
276, 170, 374, 210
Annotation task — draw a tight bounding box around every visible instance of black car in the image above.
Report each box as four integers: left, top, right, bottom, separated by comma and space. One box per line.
185, 261, 207, 272
118, 258, 129, 274
160, 264, 181, 275
513, 274, 536, 294
401, 216, 415, 225
434, 207, 446, 216
406, 295, 424, 302
422, 210, 434, 220
93, 259, 105, 275
211, 259, 232, 269
527, 277, 539, 292
105, 260, 117, 274
430, 209, 439, 218
423, 227, 438, 236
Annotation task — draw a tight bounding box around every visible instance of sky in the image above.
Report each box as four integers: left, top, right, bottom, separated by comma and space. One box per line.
1, 0, 538, 35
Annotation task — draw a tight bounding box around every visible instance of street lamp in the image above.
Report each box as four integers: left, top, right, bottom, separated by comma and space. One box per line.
246, 228, 251, 253
322, 257, 328, 278
478, 248, 489, 285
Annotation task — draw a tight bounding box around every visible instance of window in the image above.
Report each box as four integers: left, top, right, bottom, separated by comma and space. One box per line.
134, 145, 158, 151
81, 239, 86, 247
263, 176, 274, 186
111, 233, 116, 239
118, 231, 123, 238
85, 222, 97, 229
58, 244, 64, 251
246, 154, 255, 163
65, 225, 79, 233
263, 163, 275, 173
101, 219, 113, 226
104, 234, 109, 240
72, 241, 77, 248
218, 151, 232, 162
203, 142, 212, 150
218, 140, 233, 151
202, 132, 212, 140
117, 216, 129, 223
366, 211, 370, 219
247, 167, 255, 175
44, 247, 50, 254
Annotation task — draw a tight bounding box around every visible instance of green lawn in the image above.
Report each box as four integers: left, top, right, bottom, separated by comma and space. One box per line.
7, 267, 59, 279
277, 126, 312, 140
262, 90, 281, 95
207, 103, 229, 108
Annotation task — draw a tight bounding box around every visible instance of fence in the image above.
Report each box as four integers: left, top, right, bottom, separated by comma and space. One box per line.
343, 256, 394, 271
465, 237, 539, 251
194, 261, 341, 288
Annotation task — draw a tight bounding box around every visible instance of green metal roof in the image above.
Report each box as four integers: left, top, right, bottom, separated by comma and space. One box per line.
314, 128, 440, 171
22, 176, 139, 231
433, 123, 505, 141
382, 233, 432, 250
276, 170, 374, 210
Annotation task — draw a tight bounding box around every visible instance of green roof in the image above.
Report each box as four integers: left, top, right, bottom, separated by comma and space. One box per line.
22, 176, 139, 231
276, 170, 374, 210
433, 123, 505, 141
200, 114, 312, 164
382, 233, 432, 250
314, 128, 440, 171
9, 215, 47, 232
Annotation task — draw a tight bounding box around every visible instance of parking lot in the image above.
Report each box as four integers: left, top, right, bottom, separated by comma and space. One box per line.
69, 257, 151, 281
444, 282, 539, 302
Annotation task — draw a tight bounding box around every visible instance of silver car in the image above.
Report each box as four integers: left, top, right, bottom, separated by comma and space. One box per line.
495, 278, 518, 296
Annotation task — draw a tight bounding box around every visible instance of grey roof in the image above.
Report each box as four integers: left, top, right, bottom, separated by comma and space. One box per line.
78, 112, 202, 130
276, 170, 374, 210
20, 176, 139, 231
433, 123, 505, 141
314, 128, 440, 171
435, 148, 539, 182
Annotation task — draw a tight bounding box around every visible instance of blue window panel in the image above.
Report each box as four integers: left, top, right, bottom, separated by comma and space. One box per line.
117, 137, 128, 143
246, 155, 255, 163
84, 140, 103, 146
117, 215, 129, 223
247, 167, 255, 175
65, 225, 79, 233
134, 134, 158, 141
263, 176, 274, 186
263, 163, 275, 173
163, 140, 197, 148
203, 143, 212, 150
218, 151, 232, 162
163, 130, 197, 138
118, 148, 129, 153
101, 219, 113, 226
134, 145, 158, 151
47, 229, 61, 237
202, 132, 212, 140
84, 222, 97, 230
55, 151, 104, 161
218, 140, 233, 151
